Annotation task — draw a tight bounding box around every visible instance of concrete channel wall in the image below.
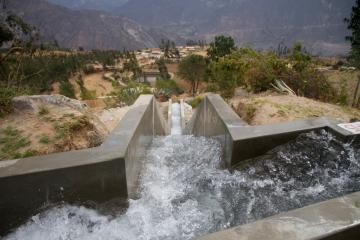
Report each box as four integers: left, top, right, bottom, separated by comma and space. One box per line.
185, 94, 249, 167
186, 93, 358, 167
198, 191, 360, 240
0, 95, 168, 235
187, 94, 360, 240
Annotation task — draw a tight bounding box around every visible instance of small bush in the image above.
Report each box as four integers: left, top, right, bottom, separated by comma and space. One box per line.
281, 69, 335, 102
54, 116, 91, 140
59, 81, 76, 99
0, 83, 28, 117
39, 134, 50, 144
20, 149, 38, 158
0, 126, 31, 160
80, 88, 97, 100
205, 83, 220, 93
83, 64, 96, 74
38, 106, 50, 115
155, 78, 180, 97
114, 81, 152, 105
335, 80, 349, 105
187, 96, 203, 108
0, 85, 16, 117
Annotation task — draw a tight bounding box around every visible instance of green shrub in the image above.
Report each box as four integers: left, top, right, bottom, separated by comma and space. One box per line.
155, 77, 180, 94
208, 46, 338, 102
39, 134, 50, 144
113, 81, 151, 105
83, 64, 96, 74
80, 88, 97, 100
38, 106, 50, 115
0, 83, 21, 117
335, 80, 349, 105
187, 96, 203, 108
20, 149, 38, 158
54, 115, 91, 140
280, 68, 335, 102
205, 83, 220, 93
59, 81, 76, 99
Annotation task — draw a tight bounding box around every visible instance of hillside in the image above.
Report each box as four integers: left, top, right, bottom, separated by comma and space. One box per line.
117, 0, 354, 55
5, 0, 158, 50
46, 0, 128, 11
230, 93, 360, 125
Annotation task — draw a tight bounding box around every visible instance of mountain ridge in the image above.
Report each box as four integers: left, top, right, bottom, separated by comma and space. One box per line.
4, 0, 159, 50
116, 0, 354, 55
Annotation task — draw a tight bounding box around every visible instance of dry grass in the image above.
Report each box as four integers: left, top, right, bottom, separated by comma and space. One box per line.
231, 93, 360, 125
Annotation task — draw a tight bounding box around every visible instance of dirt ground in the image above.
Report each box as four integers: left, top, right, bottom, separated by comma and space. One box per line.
82, 72, 114, 97
230, 92, 360, 125
0, 105, 96, 160
0, 97, 130, 161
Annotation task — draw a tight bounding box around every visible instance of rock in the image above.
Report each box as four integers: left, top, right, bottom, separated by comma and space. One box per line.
12, 95, 88, 112
87, 131, 103, 147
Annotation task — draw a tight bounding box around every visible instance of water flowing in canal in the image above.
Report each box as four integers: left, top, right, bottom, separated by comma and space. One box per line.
171, 102, 182, 135
5, 103, 360, 240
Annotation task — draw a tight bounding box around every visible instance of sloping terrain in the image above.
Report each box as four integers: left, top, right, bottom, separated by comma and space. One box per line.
0, 95, 130, 160
230, 93, 360, 125
5, 0, 158, 50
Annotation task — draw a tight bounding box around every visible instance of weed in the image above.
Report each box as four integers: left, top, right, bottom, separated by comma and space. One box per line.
187, 96, 203, 108
13, 149, 39, 159
38, 106, 50, 115
22, 150, 38, 158
0, 126, 31, 160
336, 80, 349, 105
54, 116, 91, 140
42, 116, 56, 122
80, 88, 97, 100
39, 134, 51, 144
245, 105, 257, 121
114, 81, 151, 105
63, 113, 75, 118
59, 81, 76, 99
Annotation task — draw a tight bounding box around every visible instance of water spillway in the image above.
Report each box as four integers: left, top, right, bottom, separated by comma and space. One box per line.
171, 102, 182, 135
4, 100, 360, 239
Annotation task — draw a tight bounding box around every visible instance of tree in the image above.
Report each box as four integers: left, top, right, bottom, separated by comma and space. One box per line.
123, 52, 142, 79
178, 54, 207, 95
290, 42, 311, 72
207, 35, 236, 61
159, 39, 179, 59
0, 12, 33, 48
345, 0, 360, 68
156, 58, 171, 80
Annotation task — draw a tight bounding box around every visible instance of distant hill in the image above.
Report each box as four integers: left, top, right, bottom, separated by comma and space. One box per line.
117, 0, 355, 55
46, 0, 129, 12
6, 0, 355, 54
4, 0, 158, 50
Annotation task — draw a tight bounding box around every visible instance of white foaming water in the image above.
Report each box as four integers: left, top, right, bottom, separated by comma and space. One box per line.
171, 103, 182, 135
5, 130, 360, 240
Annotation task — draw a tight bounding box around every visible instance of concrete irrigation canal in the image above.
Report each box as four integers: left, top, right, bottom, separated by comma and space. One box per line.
1, 94, 360, 239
